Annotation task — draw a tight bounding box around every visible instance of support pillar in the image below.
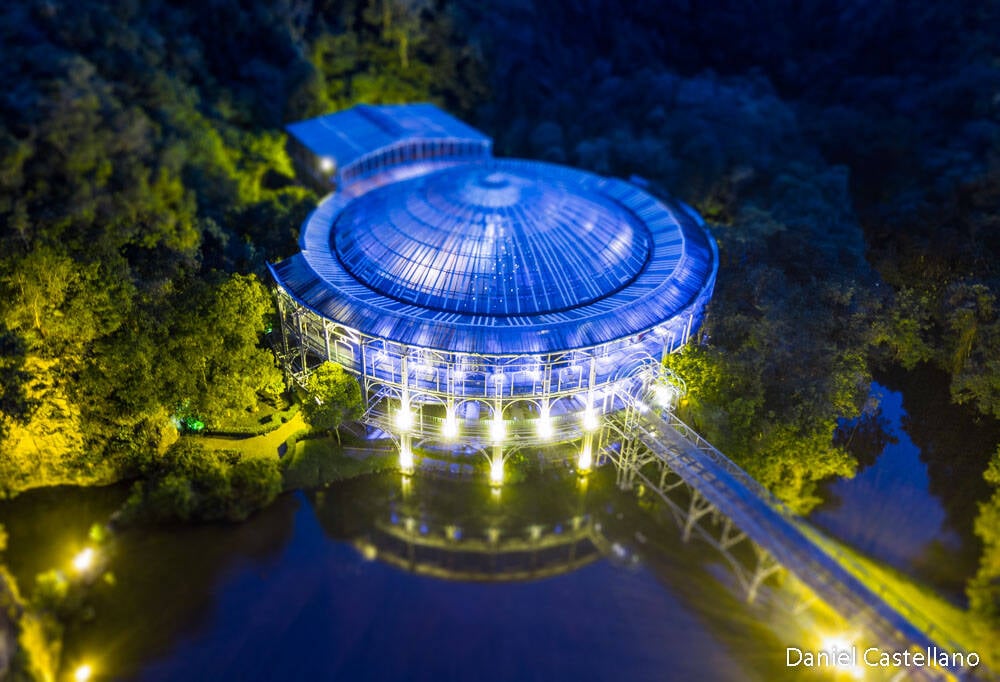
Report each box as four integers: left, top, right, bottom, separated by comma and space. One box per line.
746, 547, 780, 604
323, 320, 332, 361
682, 490, 714, 542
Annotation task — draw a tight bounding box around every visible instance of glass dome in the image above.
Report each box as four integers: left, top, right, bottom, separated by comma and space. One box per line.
333, 161, 652, 316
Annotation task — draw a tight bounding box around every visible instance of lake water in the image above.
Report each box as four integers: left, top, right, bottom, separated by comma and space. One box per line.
811, 368, 998, 602
3, 368, 993, 681
1, 470, 854, 681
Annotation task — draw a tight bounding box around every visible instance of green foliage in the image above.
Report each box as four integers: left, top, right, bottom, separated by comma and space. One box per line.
119, 440, 282, 523
301, 1, 487, 118
0, 0, 484, 497
301, 362, 363, 440
28, 570, 70, 615
969, 447, 1000, 639
0, 325, 34, 434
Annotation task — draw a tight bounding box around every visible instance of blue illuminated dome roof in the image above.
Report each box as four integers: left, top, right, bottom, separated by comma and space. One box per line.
271, 105, 717, 355
334, 161, 651, 316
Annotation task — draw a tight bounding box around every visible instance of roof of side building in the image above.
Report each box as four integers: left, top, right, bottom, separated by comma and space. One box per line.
286, 103, 492, 171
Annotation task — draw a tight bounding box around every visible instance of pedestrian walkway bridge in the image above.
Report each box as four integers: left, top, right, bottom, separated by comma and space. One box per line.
605, 407, 979, 682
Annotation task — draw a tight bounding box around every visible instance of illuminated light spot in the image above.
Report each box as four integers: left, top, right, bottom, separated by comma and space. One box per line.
537, 414, 553, 440
74, 665, 93, 682
442, 416, 458, 439
395, 408, 413, 431
489, 459, 504, 486
72, 548, 96, 574
319, 156, 334, 173
490, 418, 506, 443
820, 637, 863, 679
652, 383, 675, 408
582, 408, 600, 432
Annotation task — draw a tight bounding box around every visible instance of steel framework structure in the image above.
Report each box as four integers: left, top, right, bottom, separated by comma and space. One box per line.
271, 104, 718, 478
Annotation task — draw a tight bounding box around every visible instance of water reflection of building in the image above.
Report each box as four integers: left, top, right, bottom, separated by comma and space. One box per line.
311, 473, 639, 583
361, 512, 604, 582
271, 104, 717, 481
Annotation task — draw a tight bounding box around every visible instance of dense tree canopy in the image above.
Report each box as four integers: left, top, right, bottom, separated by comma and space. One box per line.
2, 0, 999, 632
0, 0, 485, 496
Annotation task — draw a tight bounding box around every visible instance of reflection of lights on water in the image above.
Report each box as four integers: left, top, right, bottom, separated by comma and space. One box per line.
577, 444, 592, 473
72, 548, 96, 574
399, 443, 414, 473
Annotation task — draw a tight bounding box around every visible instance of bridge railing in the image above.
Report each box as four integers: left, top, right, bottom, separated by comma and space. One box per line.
661, 411, 795, 516
639, 409, 972, 676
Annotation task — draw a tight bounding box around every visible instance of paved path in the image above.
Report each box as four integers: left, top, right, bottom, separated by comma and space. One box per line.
199, 413, 306, 459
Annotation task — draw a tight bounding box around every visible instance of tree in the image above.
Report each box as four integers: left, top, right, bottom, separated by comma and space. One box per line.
156, 273, 284, 426
969, 447, 1000, 640
0, 325, 33, 433
301, 362, 363, 444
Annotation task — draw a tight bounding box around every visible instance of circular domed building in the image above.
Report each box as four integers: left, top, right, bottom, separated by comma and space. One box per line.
270, 104, 717, 482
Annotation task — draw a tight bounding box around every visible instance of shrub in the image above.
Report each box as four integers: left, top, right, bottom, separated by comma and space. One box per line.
119, 440, 282, 523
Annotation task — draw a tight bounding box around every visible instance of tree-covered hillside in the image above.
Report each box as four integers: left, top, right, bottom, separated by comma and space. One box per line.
0, 0, 484, 496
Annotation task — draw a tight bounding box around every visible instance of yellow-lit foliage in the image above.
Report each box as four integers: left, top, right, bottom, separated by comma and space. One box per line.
0, 566, 60, 682
0, 357, 102, 498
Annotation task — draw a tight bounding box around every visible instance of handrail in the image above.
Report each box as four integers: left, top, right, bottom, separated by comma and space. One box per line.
634, 410, 972, 678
